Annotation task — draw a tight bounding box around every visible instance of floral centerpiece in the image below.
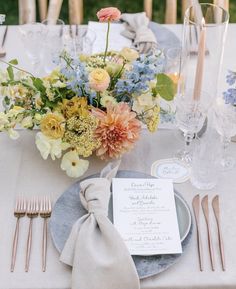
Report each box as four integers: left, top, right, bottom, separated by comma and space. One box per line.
0, 7, 174, 178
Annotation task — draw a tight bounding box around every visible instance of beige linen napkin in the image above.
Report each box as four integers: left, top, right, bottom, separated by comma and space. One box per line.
60, 161, 140, 289
120, 12, 157, 54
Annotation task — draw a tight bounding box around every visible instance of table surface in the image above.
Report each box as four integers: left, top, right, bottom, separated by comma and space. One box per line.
0, 24, 236, 289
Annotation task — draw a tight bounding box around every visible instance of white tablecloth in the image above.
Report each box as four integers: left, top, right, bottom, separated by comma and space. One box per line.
0, 24, 236, 289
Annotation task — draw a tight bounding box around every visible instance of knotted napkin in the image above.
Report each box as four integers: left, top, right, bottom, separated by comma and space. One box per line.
120, 12, 157, 54
60, 161, 140, 289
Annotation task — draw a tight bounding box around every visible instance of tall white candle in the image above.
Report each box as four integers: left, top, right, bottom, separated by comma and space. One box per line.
193, 18, 206, 101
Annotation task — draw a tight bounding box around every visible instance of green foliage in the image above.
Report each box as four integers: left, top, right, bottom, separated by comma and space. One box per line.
156, 73, 175, 101
9, 59, 18, 65
1, 0, 235, 25
32, 77, 46, 93
7, 65, 14, 81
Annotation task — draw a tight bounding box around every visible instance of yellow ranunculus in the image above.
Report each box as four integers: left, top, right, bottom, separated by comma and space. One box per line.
40, 113, 65, 139
120, 47, 139, 62
89, 68, 110, 92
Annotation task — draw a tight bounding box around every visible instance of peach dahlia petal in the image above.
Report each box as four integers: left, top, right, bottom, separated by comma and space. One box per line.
92, 103, 141, 160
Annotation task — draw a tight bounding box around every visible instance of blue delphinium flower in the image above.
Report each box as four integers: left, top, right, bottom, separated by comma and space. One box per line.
223, 70, 236, 105
223, 88, 236, 105
60, 55, 96, 103
226, 70, 236, 85
114, 52, 165, 100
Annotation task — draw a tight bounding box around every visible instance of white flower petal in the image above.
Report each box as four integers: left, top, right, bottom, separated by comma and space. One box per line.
7, 128, 19, 140
61, 151, 89, 178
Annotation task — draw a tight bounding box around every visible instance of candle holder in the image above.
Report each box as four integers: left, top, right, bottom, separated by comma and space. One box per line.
179, 3, 229, 103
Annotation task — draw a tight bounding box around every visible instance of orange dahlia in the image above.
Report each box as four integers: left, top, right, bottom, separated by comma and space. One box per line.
92, 103, 141, 160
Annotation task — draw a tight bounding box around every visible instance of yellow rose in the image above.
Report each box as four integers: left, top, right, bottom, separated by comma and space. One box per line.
61, 97, 89, 118
40, 113, 65, 139
120, 47, 139, 62
89, 68, 110, 92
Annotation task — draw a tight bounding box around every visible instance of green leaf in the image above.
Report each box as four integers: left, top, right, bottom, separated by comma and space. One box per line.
9, 59, 18, 65
32, 77, 46, 93
2, 96, 10, 109
7, 65, 14, 81
156, 73, 175, 101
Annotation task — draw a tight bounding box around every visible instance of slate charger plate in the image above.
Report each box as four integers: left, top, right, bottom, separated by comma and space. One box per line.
50, 170, 193, 279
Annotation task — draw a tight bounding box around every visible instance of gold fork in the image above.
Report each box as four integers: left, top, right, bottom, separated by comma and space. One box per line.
25, 197, 39, 272
40, 196, 52, 272
11, 196, 26, 272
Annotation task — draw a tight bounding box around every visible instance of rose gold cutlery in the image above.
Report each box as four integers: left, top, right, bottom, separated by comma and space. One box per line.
11, 196, 27, 272
40, 196, 52, 272
0, 25, 8, 58
192, 194, 204, 271
25, 197, 39, 272
201, 195, 215, 271
212, 195, 225, 271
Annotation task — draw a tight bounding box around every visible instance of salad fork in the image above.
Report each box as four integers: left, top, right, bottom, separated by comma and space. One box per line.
11, 196, 26, 272
25, 197, 39, 272
40, 196, 52, 272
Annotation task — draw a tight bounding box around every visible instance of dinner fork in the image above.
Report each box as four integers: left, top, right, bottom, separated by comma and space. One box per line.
40, 196, 52, 272
25, 197, 39, 272
11, 196, 26, 272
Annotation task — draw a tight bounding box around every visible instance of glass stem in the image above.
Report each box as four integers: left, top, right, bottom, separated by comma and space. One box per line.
221, 135, 231, 162
184, 132, 194, 153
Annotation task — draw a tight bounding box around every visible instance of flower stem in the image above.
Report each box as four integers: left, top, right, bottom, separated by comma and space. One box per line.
0, 59, 34, 77
103, 20, 110, 63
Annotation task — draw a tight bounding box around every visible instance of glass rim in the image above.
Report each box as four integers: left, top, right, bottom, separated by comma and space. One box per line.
184, 3, 229, 27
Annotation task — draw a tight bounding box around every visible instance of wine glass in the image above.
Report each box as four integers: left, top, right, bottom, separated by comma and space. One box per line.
42, 19, 65, 73
18, 23, 47, 75
0, 14, 5, 25
175, 89, 210, 163
213, 98, 236, 170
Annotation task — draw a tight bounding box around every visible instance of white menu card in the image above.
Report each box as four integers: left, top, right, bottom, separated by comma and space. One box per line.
112, 178, 182, 255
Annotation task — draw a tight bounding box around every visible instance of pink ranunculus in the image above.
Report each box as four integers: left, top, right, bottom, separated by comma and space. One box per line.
96, 7, 121, 22
89, 68, 110, 92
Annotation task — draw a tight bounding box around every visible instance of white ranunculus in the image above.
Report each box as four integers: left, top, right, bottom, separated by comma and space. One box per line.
61, 150, 89, 178
120, 47, 139, 62
35, 132, 62, 160
7, 128, 19, 140
21, 116, 33, 128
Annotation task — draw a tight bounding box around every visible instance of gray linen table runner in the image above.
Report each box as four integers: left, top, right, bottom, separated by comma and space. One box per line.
60, 162, 140, 289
